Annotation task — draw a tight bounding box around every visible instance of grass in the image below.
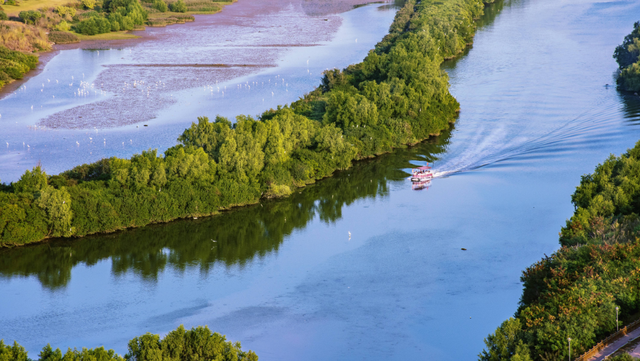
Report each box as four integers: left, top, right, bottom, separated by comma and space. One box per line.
75, 30, 140, 40
2, 0, 74, 16
0, 20, 50, 52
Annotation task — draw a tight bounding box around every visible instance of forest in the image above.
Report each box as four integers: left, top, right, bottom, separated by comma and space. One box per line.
615, 21, 640, 92
0, 133, 450, 289
0, 324, 258, 360
480, 140, 640, 361
0, 0, 487, 246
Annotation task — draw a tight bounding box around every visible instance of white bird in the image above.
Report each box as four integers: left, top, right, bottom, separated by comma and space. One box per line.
348, 231, 351, 238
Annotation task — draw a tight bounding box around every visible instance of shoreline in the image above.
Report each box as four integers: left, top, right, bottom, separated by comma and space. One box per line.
0, 0, 488, 247
0, 121, 458, 249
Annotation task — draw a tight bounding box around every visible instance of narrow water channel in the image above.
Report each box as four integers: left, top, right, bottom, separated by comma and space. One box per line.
2, 0, 640, 360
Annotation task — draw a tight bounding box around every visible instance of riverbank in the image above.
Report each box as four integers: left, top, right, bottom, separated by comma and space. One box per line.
0, 0, 241, 95
0, 0, 486, 247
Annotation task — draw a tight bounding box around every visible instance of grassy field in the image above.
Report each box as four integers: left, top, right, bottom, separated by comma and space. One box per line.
2, 0, 74, 16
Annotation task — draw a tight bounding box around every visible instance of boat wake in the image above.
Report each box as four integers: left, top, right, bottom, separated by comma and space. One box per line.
427, 94, 632, 178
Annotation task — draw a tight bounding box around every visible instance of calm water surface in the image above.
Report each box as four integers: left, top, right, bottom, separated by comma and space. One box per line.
2, 0, 640, 360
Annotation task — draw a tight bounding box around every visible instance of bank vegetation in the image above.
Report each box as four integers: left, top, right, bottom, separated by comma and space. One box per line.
480, 140, 640, 361
0, 0, 489, 246
0, 324, 257, 361
615, 21, 640, 92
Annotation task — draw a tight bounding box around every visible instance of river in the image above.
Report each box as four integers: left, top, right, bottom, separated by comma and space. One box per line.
2, 0, 640, 360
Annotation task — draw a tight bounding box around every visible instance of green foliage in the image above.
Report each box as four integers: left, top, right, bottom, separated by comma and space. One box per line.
19, 10, 43, 24
81, 0, 96, 9
75, 15, 112, 35
53, 21, 71, 32
482, 142, 640, 360
560, 140, 640, 246
14, 166, 47, 194
153, 0, 167, 12
75, 0, 147, 34
126, 325, 258, 361
479, 318, 532, 361
0, 10, 7, 21
619, 62, 640, 92
55, 5, 77, 17
0, 340, 29, 361
0, 136, 429, 289
1, 0, 482, 246
169, 0, 187, 12
0, 325, 256, 361
615, 22, 640, 91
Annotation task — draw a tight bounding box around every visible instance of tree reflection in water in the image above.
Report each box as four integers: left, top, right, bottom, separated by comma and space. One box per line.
0, 127, 453, 290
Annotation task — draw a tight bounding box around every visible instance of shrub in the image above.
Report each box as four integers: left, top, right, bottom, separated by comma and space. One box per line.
75, 16, 112, 35
48, 30, 79, 43
615, 22, 640, 91
153, 0, 167, 12
53, 20, 71, 31
0, 10, 7, 20
55, 5, 76, 17
19, 10, 43, 25
81, 0, 96, 9
169, 0, 186, 12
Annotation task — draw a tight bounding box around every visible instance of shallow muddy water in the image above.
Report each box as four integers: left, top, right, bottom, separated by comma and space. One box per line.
2, 0, 640, 360
0, 0, 397, 182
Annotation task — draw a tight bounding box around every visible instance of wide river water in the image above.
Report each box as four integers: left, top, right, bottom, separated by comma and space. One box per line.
2, 0, 640, 360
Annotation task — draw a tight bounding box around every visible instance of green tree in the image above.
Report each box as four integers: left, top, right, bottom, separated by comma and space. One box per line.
13, 165, 47, 194
18, 10, 42, 24
479, 318, 532, 361
169, 0, 187, 12
0, 340, 29, 361
37, 186, 74, 237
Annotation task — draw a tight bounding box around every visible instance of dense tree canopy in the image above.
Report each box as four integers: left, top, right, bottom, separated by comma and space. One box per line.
615, 22, 640, 92
481, 141, 640, 361
1, 0, 485, 246
0, 325, 257, 361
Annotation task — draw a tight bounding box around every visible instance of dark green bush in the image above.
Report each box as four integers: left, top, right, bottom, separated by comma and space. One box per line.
615, 22, 640, 91
0, 46, 38, 85
18, 10, 42, 24
153, 0, 167, 12
169, 0, 187, 12
75, 15, 112, 35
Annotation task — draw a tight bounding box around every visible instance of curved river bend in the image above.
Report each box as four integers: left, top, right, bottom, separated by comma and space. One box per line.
2, 0, 640, 360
